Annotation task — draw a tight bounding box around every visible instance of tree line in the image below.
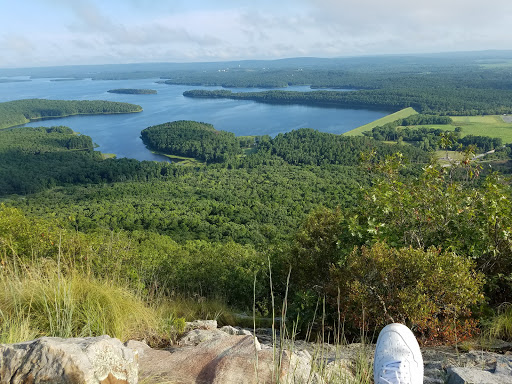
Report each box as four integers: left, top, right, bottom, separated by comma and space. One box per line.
0, 99, 142, 129
364, 122, 503, 152
183, 88, 512, 116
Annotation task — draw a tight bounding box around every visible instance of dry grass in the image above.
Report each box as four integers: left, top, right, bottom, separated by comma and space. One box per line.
0, 260, 160, 343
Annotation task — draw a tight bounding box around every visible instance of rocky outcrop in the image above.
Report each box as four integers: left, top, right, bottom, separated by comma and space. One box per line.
0, 335, 138, 384
135, 326, 321, 384
1, 325, 511, 384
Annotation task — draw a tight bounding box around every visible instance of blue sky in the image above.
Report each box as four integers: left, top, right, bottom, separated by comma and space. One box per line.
1, 0, 511, 68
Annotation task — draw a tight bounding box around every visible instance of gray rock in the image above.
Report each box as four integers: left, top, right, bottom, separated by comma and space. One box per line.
0, 335, 138, 384
495, 355, 512, 375
178, 328, 229, 346
138, 333, 304, 384
184, 319, 217, 331
220, 325, 253, 336
124, 339, 151, 358
447, 367, 512, 384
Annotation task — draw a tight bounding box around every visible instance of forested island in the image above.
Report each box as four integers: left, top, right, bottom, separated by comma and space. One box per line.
108, 88, 157, 94
141, 121, 241, 163
0, 99, 143, 129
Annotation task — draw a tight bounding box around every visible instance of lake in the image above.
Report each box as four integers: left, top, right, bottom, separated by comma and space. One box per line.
0, 77, 388, 161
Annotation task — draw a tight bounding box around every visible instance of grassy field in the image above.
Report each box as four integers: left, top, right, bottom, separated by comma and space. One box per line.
429, 115, 512, 143
343, 107, 418, 136
479, 60, 512, 69
347, 110, 512, 144
435, 150, 466, 166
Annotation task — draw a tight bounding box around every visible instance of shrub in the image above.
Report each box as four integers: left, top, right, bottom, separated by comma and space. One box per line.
329, 242, 485, 344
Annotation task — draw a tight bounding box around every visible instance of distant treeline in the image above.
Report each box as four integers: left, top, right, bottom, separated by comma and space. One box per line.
108, 89, 157, 94
0, 99, 143, 129
183, 88, 512, 116
161, 65, 512, 91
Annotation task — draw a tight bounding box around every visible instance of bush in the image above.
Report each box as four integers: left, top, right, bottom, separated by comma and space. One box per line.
329, 242, 485, 344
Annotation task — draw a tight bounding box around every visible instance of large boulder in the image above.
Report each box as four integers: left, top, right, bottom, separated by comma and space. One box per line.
135, 330, 321, 384
0, 335, 138, 384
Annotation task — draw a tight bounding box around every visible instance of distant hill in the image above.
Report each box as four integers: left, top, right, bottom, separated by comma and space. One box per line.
2, 50, 512, 78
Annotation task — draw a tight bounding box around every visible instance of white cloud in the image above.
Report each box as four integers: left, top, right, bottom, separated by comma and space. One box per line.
1, 0, 512, 67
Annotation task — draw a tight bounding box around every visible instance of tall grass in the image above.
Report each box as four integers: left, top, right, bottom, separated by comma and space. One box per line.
265, 262, 373, 384
0, 260, 159, 343
485, 304, 512, 341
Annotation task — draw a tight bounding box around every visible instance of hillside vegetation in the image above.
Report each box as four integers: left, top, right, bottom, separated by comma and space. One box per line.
2, 114, 512, 345
3, 53, 512, 346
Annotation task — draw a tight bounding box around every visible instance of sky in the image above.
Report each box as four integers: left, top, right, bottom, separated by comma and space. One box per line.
1, 0, 511, 68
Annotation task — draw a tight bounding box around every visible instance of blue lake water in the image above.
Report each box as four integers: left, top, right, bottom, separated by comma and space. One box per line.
0, 77, 389, 161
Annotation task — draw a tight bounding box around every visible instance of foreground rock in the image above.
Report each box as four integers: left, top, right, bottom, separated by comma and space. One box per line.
134, 325, 325, 384
445, 351, 512, 384
0, 335, 137, 384
2, 325, 511, 384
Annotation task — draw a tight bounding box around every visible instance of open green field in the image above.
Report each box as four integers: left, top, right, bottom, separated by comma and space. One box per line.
479, 60, 512, 69
436, 115, 512, 143
348, 110, 512, 143
415, 117, 512, 143
343, 107, 418, 136
435, 150, 465, 166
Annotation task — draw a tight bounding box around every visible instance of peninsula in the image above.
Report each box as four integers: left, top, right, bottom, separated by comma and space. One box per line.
0, 99, 143, 130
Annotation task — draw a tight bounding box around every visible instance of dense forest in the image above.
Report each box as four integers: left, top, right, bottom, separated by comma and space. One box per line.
0, 127, 175, 195
0, 99, 142, 129
4, 119, 511, 343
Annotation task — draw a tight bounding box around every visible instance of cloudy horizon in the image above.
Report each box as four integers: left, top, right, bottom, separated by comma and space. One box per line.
1, 0, 511, 68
